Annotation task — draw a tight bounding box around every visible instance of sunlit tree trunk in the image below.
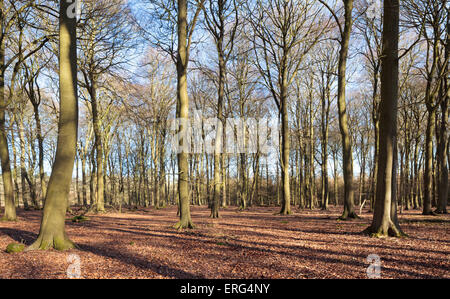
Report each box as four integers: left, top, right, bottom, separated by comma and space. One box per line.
337, 0, 357, 220
27, 0, 77, 250
0, 0, 16, 220
174, 0, 194, 229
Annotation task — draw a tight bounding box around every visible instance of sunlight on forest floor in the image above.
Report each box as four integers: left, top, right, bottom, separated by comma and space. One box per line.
0, 206, 448, 279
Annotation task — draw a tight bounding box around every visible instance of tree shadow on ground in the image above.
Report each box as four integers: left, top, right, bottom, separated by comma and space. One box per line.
0, 228, 38, 245
399, 218, 450, 224
78, 242, 205, 279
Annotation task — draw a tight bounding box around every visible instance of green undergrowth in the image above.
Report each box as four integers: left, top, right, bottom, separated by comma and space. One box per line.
6, 243, 25, 253
70, 215, 90, 223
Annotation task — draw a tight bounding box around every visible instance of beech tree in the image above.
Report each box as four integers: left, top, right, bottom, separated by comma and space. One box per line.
247, 0, 327, 215
27, 0, 77, 250
174, 0, 204, 229
365, 0, 405, 237
202, 0, 240, 218
319, 0, 358, 220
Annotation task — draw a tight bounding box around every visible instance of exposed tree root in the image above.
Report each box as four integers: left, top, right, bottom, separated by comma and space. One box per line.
338, 211, 360, 220
363, 221, 408, 238
0, 216, 17, 222
278, 209, 292, 215
210, 212, 220, 219
25, 233, 76, 251
173, 219, 195, 230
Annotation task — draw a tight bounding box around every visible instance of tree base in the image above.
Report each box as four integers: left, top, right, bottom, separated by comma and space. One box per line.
278, 209, 292, 215
173, 219, 195, 230
210, 212, 220, 219
339, 211, 360, 220
26, 234, 76, 251
0, 216, 17, 222
363, 221, 408, 238
422, 210, 437, 216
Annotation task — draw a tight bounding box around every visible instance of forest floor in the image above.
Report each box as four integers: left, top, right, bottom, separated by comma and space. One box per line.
0, 205, 448, 279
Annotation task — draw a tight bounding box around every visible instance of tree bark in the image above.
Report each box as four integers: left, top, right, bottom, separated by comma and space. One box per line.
0, 1, 16, 220
174, 0, 194, 229
27, 0, 77, 250
366, 0, 404, 237
337, 0, 357, 220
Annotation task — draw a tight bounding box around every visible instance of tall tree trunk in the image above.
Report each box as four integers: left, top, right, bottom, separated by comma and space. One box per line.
221, 154, 227, 208
436, 16, 449, 214
174, 0, 194, 229
31, 103, 47, 207
239, 153, 248, 210
279, 80, 291, 215
81, 152, 87, 207
423, 109, 436, 215
366, 0, 404, 237
17, 119, 29, 210
90, 79, 105, 213
337, 0, 357, 220
0, 4, 16, 220
27, 0, 77, 250
211, 46, 225, 218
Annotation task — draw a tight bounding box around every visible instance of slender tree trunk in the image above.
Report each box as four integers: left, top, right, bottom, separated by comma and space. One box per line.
0, 23, 16, 220
423, 109, 436, 215
91, 79, 105, 213
239, 153, 247, 210
337, 0, 357, 220
211, 48, 225, 218
279, 80, 291, 215
31, 103, 47, 207
81, 153, 87, 207
221, 154, 227, 208
174, 0, 194, 229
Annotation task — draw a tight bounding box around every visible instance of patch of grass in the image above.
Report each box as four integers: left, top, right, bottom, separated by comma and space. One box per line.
280, 220, 289, 224
70, 215, 90, 223
6, 243, 25, 253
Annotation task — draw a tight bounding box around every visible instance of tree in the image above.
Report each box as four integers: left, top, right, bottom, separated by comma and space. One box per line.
355, 0, 382, 212
202, 0, 240, 218
78, 0, 135, 213
27, 0, 78, 250
435, 6, 449, 214
316, 41, 338, 210
248, 0, 326, 215
319, 0, 358, 219
365, 0, 405, 237
404, 0, 448, 215
0, 0, 47, 220
174, 0, 204, 229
